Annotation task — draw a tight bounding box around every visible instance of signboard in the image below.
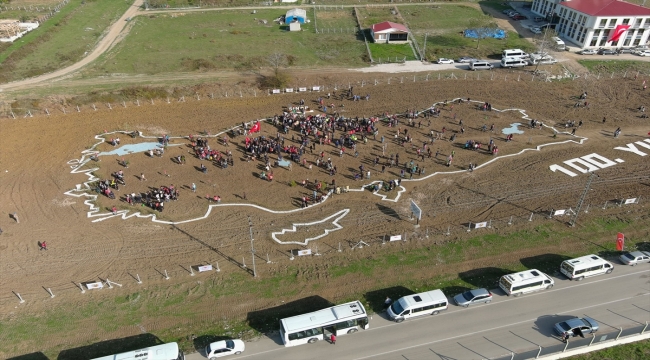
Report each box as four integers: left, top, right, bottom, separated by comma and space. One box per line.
85, 282, 104, 290
285, 88, 294, 93
389, 235, 402, 241
475, 221, 488, 229
298, 87, 307, 92
410, 200, 422, 220
297, 249, 312, 256
553, 209, 566, 216
198, 265, 213, 272
272, 89, 281, 94
624, 198, 637, 204
312, 86, 321, 91
616, 233, 625, 251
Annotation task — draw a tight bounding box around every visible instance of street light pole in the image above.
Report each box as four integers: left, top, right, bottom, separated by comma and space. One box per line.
248, 216, 257, 277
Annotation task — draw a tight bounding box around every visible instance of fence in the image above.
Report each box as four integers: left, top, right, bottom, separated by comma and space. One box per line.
493, 323, 649, 360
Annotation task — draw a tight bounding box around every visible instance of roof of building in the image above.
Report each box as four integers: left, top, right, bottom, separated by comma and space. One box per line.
559, 0, 650, 17
286, 8, 307, 17
372, 21, 409, 33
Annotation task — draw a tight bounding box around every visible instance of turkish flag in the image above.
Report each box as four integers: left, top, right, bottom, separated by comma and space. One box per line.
250, 121, 261, 133
616, 232, 625, 251
607, 24, 631, 43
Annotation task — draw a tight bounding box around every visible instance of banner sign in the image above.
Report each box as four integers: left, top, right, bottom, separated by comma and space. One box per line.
616, 233, 624, 251
85, 282, 104, 290
285, 88, 294, 93
198, 265, 213, 272
389, 235, 402, 241
475, 221, 488, 229
272, 89, 281, 94
312, 86, 321, 91
298, 87, 307, 92
624, 198, 637, 204
554, 209, 566, 216
410, 200, 422, 220
297, 249, 312, 256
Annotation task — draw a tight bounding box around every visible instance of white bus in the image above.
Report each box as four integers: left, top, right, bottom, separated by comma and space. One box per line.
279, 300, 369, 347
386, 289, 448, 323
91, 342, 185, 360
560, 254, 613, 281
498, 269, 554, 297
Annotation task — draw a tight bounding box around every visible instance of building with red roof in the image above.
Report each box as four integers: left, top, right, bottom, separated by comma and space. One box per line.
370, 21, 409, 43
531, 0, 650, 48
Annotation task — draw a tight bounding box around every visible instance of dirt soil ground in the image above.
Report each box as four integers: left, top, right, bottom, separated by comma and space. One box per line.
1, 73, 650, 357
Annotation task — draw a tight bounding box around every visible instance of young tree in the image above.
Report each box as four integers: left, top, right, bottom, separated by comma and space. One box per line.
262, 53, 290, 88
468, 16, 499, 50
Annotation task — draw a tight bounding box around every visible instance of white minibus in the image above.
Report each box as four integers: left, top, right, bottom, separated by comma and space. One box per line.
552, 36, 566, 50
560, 254, 613, 281
279, 300, 369, 346
387, 289, 448, 322
91, 343, 185, 360
502, 49, 528, 59
469, 61, 494, 71
500, 58, 528, 68
498, 269, 554, 297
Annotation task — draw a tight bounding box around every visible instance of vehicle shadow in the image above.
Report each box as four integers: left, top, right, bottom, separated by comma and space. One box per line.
57, 333, 163, 360
520, 253, 572, 278
7, 353, 49, 360
458, 267, 512, 296
533, 315, 576, 338
364, 286, 415, 314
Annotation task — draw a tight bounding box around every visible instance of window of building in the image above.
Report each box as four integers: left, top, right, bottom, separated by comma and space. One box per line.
599, 19, 607, 28
635, 18, 643, 28
622, 18, 630, 25
590, 37, 598, 46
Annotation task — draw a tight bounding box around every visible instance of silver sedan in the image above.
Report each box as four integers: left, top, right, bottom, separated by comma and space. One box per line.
619, 251, 650, 266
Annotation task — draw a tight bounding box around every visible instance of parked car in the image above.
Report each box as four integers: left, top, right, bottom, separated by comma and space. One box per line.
553, 317, 599, 338
530, 27, 542, 34
619, 251, 650, 265
457, 56, 478, 63
598, 48, 617, 55
637, 50, 650, 57
578, 49, 597, 55
508, 12, 520, 18
513, 15, 528, 20
502, 9, 513, 14
206, 339, 245, 359
453, 288, 492, 307
437, 58, 454, 64
617, 47, 634, 54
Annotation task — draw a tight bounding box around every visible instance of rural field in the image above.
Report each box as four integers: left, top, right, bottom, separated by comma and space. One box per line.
2, 72, 650, 358
1, 0, 650, 359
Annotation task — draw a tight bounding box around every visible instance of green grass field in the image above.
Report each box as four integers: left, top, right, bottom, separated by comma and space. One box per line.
579, 59, 650, 74
423, 30, 534, 61
0, 0, 131, 82
86, 9, 367, 75
567, 339, 650, 359
314, 8, 358, 31
368, 42, 416, 62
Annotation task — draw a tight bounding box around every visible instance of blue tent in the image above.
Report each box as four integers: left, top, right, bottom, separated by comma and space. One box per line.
464, 28, 506, 39
285, 8, 307, 24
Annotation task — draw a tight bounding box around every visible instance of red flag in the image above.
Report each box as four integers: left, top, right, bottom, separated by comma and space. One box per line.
607, 24, 630, 43
250, 121, 261, 133
616, 232, 625, 251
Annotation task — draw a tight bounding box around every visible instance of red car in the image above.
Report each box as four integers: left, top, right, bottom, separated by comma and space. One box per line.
513, 15, 528, 20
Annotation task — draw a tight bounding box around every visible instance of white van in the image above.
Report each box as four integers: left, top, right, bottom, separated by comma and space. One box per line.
469, 61, 494, 71
387, 289, 448, 322
502, 49, 528, 59
560, 254, 613, 281
500, 57, 528, 68
552, 36, 566, 50
498, 269, 554, 297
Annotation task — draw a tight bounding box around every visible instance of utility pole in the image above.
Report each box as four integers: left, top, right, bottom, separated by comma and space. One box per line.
248, 216, 257, 277
570, 172, 597, 227
534, 26, 550, 73
423, 33, 428, 61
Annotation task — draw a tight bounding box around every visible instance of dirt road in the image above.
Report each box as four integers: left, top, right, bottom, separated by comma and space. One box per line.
0, 0, 144, 92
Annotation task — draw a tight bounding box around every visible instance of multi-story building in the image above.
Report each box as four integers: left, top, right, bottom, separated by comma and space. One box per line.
531, 0, 650, 48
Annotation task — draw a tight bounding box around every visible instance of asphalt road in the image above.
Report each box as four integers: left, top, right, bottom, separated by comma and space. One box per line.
187, 264, 649, 360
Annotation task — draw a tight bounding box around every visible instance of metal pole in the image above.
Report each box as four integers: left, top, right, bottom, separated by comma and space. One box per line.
570, 172, 596, 227
535, 346, 542, 358
563, 339, 569, 352
248, 216, 257, 277
616, 327, 623, 340
589, 333, 595, 346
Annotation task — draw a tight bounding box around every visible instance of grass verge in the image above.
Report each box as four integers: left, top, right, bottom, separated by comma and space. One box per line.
578, 59, 650, 74
0, 216, 646, 358
566, 339, 650, 359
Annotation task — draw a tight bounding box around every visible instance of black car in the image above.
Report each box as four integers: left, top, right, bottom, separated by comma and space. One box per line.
598, 48, 617, 55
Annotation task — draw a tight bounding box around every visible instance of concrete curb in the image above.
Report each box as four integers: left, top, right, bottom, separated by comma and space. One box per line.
537, 332, 650, 359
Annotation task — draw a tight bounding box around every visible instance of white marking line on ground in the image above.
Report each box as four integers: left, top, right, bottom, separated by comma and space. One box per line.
65, 99, 587, 223
270, 209, 350, 245
352, 293, 650, 360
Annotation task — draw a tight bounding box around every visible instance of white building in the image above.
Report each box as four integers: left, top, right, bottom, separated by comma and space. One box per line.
531, 0, 650, 48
